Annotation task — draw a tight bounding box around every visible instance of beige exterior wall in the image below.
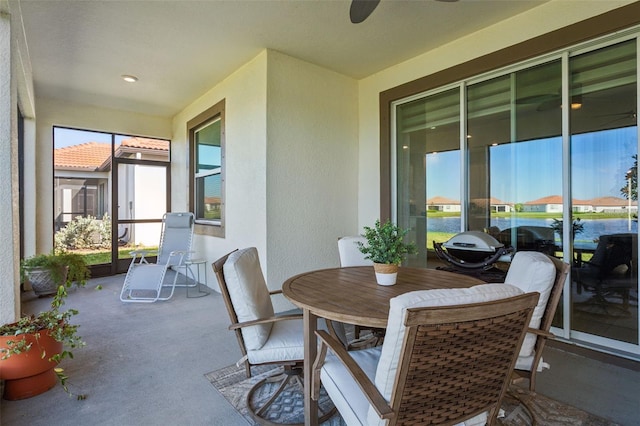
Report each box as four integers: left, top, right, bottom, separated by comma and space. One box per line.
172, 51, 269, 293
265, 50, 358, 309
172, 50, 359, 308
0, 9, 18, 324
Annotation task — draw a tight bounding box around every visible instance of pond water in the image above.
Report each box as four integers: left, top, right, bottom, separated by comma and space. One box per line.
427, 217, 638, 242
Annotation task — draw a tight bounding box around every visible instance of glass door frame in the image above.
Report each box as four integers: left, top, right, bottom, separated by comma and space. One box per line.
111, 156, 171, 275
388, 34, 640, 359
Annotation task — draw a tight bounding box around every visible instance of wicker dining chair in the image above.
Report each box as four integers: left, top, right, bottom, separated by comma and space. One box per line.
313, 284, 539, 426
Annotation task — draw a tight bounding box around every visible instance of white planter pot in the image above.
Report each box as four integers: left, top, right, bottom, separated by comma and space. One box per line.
373, 263, 399, 286
374, 271, 398, 286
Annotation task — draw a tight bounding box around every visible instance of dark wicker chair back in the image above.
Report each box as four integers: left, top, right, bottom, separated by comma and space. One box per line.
388, 293, 539, 425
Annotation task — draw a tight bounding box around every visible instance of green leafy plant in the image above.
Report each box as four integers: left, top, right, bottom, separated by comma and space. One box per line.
54, 213, 111, 251
357, 219, 417, 265
2, 251, 91, 399
20, 250, 91, 288
550, 218, 584, 241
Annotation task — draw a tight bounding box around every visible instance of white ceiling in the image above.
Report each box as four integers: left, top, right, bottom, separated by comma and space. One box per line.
16, 0, 547, 117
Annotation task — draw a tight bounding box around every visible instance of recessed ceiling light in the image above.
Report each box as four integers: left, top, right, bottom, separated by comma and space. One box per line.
121, 74, 138, 83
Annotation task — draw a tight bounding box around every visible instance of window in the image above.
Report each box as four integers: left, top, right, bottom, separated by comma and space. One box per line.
188, 99, 225, 237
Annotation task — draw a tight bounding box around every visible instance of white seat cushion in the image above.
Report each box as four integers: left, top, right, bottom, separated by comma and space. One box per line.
247, 319, 305, 364
321, 346, 382, 426
367, 283, 523, 426
504, 251, 556, 358
515, 354, 550, 372
223, 247, 274, 350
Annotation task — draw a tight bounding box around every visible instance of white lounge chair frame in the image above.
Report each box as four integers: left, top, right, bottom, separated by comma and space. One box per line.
120, 212, 195, 303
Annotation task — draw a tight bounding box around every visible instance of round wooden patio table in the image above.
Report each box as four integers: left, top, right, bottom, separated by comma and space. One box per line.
282, 266, 485, 426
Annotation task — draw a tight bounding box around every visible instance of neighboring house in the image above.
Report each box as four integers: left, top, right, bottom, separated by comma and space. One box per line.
427, 197, 512, 213
54, 138, 169, 245
522, 195, 564, 213
590, 196, 638, 213
524, 195, 638, 214
426, 196, 460, 212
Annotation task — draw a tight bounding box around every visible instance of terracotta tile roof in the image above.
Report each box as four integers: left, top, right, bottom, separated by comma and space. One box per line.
589, 196, 636, 206
524, 195, 563, 205
120, 137, 169, 151
55, 142, 111, 170
54, 137, 169, 170
427, 196, 459, 205
471, 197, 510, 205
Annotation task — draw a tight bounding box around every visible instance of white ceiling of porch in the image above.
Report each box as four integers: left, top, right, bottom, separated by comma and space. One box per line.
16, 0, 547, 117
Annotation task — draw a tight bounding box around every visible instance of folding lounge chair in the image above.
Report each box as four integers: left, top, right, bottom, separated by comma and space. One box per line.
120, 212, 195, 303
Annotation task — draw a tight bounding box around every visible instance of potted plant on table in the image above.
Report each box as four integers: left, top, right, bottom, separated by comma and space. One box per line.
357, 219, 417, 286
0, 251, 90, 400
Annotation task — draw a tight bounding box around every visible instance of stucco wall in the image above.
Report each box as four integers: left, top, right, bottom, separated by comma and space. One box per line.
172, 51, 269, 293
356, 0, 634, 229
171, 50, 359, 304
0, 10, 19, 324
265, 51, 358, 310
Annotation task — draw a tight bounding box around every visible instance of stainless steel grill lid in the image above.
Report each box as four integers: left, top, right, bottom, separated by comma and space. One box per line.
442, 231, 503, 253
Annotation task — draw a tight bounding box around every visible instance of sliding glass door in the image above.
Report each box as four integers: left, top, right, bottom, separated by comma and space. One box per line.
392, 36, 639, 357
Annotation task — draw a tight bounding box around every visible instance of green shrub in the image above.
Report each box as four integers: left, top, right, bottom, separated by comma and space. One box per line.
55, 213, 111, 251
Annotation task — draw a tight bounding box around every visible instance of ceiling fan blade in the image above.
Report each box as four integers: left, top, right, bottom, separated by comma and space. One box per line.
350, 0, 380, 24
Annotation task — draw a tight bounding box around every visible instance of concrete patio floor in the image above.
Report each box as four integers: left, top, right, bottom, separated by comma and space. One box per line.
1, 272, 639, 425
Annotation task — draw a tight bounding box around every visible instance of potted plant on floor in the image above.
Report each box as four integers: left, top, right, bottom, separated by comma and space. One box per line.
21, 250, 90, 296
357, 219, 417, 286
0, 252, 90, 400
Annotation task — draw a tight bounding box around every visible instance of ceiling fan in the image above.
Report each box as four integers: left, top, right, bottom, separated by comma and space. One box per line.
599, 110, 637, 126
350, 0, 459, 24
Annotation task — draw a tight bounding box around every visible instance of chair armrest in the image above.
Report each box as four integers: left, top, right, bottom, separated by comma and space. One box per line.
526, 327, 555, 339
129, 249, 154, 264
314, 329, 393, 420
228, 314, 303, 331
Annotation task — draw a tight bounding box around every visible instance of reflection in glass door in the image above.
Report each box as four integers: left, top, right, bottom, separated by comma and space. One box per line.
569, 40, 638, 348
392, 35, 640, 357
395, 88, 460, 267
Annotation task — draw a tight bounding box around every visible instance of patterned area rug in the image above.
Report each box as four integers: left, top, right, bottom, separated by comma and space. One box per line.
206, 363, 618, 426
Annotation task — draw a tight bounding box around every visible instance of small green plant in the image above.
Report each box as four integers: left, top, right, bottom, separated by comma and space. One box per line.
20, 250, 91, 288
550, 218, 584, 242
3, 251, 91, 399
357, 219, 417, 265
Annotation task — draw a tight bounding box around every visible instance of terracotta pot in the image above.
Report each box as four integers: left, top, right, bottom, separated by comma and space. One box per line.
373, 263, 398, 286
0, 329, 62, 400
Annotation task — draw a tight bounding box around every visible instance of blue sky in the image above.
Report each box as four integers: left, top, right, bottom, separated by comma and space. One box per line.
53, 127, 128, 148
426, 126, 637, 203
